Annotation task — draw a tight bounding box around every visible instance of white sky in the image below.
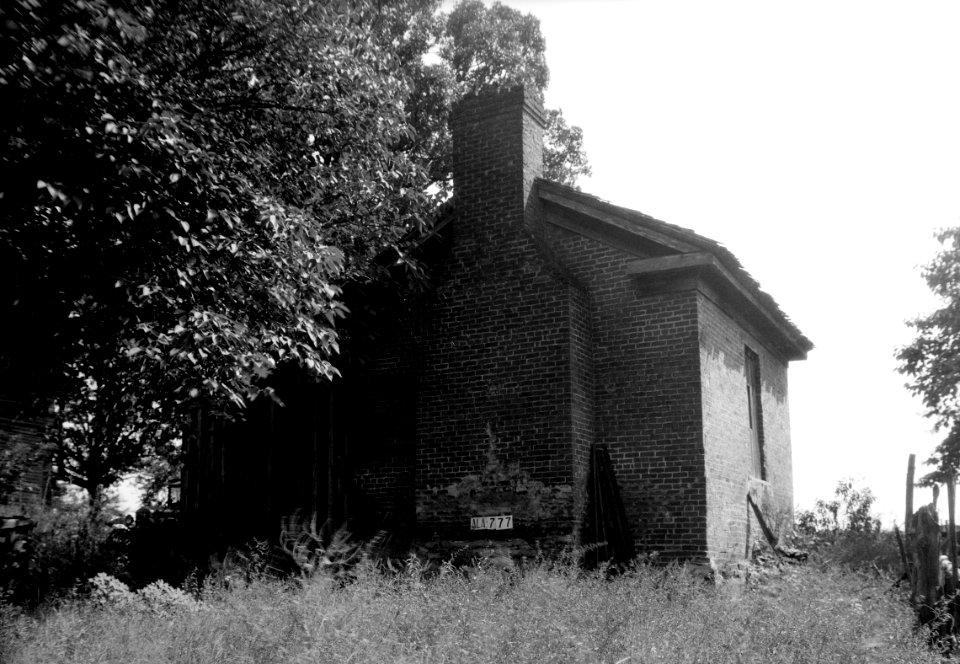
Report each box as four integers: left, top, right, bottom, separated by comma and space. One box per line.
487, 0, 960, 525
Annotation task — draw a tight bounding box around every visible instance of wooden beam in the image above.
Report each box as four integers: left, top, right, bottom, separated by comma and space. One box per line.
543, 207, 648, 258
748, 494, 781, 556
626, 251, 718, 275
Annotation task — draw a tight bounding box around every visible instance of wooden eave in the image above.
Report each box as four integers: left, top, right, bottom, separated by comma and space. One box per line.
626, 253, 810, 361
540, 189, 698, 256
537, 180, 813, 361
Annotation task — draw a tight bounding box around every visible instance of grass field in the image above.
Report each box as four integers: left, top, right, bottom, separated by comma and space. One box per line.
0, 557, 942, 664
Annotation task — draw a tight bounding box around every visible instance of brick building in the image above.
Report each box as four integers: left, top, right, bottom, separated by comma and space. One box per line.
184, 87, 811, 566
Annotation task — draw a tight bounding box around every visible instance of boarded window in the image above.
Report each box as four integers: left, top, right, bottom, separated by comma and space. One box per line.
745, 347, 765, 479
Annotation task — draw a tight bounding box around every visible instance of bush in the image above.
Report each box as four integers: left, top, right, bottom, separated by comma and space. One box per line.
795, 478, 881, 537
87, 573, 200, 616
793, 479, 901, 575
0, 503, 128, 607
0, 501, 202, 608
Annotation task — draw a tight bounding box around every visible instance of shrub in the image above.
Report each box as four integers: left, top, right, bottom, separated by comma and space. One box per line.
0, 500, 201, 608
86, 573, 136, 609
87, 573, 200, 616
0, 503, 128, 607
796, 478, 881, 537
793, 479, 900, 575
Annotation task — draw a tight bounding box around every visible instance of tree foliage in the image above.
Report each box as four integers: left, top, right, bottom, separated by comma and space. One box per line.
917, 426, 960, 486
441, 0, 548, 96
898, 228, 960, 477
795, 479, 880, 535
543, 108, 591, 188
1, 0, 431, 502
0, 0, 590, 502
419, 0, 591, 188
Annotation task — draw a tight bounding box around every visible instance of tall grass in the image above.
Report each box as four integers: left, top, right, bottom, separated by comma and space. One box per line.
806, 530, 904, 575
1, 559, 940, 664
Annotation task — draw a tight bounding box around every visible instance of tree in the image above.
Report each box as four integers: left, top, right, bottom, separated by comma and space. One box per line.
0, 0, 590, 506
544, 109, 591, 188
402, 0, 591, 189
2, 0, 431, 505
441, 0, 549, 96
917, 425, 960, 486
795, 479, 880, 536
439, 0, 591, 186
48, 354, 178, 511
898, 228, 960, 478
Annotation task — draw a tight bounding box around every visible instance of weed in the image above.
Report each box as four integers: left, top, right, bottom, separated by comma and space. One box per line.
0, 559, 940, 663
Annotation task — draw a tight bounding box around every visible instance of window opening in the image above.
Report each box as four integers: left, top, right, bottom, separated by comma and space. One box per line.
745, 347, 765, 479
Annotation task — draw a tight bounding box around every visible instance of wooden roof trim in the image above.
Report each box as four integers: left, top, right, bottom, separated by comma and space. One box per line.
539, 189, 699, 254
543, 205, 653, 258
626, 253, 811, 360
626, 251, 721, 275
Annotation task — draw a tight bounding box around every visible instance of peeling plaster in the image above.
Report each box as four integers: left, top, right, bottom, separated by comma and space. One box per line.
419, 423, 573, 526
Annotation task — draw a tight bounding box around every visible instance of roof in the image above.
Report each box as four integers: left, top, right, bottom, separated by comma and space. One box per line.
536, 179, 813, 361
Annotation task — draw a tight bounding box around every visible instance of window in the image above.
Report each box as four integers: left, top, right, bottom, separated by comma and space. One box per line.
745, 347, 765, 479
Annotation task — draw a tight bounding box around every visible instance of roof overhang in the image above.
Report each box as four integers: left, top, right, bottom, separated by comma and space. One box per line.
540, 189, 699, 256
626, 252, 811, 361
537, 181, 812, 361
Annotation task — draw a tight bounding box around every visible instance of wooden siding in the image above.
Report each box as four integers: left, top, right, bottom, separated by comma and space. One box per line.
0, 396, 54, 507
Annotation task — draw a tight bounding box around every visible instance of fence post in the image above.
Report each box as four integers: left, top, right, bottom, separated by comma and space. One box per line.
906, 454, 916, 536
905, 454, 917, 597
949, 474, 958, 594
895, 524, 909, 579
914, 505, 941, 624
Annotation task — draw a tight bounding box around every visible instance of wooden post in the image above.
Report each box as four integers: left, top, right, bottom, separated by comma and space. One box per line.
949, 474, 958, 593
905, 454, 917, 594
906, 454, 916, 535
914, 505, 942, 622
894, 524, 909, 579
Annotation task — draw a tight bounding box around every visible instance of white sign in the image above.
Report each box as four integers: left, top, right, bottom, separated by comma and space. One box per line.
470, 515, 513, 530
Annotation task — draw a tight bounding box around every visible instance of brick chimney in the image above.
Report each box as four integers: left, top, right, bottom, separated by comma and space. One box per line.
449, 87, 545, 235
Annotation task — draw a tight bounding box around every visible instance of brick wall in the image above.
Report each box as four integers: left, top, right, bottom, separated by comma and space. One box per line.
569, 284, 595, 542
544, 225, 708, 561
412, 88, 579, 542
698, 291, 793, 562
